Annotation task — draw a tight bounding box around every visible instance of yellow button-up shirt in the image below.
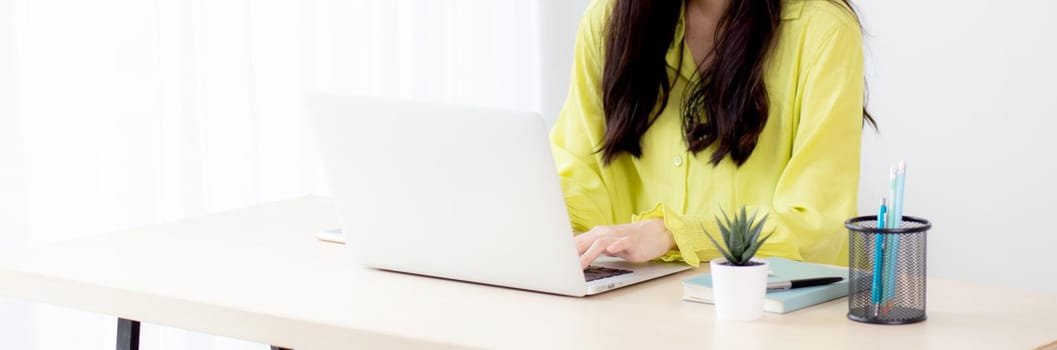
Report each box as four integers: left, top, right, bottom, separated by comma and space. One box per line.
551, 0, 865, 266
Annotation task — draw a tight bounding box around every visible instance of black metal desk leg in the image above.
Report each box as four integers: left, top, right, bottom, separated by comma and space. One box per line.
117, 318, 140, 350
116, 317, 291, 350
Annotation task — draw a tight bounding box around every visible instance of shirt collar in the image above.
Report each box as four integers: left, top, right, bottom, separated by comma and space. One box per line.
665, 0, 805, 80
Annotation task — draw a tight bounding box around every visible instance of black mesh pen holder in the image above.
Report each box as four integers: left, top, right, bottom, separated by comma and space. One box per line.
845, 215, 931, 325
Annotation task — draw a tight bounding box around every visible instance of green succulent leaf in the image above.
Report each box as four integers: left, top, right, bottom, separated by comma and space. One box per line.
729, 223, 743, 259
703, 206, 773, 266
702, 224, 737, 263
748, 215, 768, 245
719, 209, 734, 242
740, 231, 773, 264
746, 209, 759, 239
715, 215, 731, 249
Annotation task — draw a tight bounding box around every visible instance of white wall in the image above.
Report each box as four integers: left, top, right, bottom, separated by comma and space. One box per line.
538, 0, 591, 122
855, 0, 1057, 292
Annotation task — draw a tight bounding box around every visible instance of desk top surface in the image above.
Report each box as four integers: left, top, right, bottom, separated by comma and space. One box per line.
1, 196, 1055, 350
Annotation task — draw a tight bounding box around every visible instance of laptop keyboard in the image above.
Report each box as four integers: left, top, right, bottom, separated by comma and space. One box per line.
583, 266, 633, 282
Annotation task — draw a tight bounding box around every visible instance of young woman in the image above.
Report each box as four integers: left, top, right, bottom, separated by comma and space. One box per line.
552, 0, 874, 268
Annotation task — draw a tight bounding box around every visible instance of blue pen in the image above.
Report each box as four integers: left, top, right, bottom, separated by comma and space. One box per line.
872, 197, 887, 317
884, 161, 907, 307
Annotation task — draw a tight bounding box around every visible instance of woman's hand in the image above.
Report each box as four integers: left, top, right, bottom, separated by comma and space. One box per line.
575, 218, 676, 268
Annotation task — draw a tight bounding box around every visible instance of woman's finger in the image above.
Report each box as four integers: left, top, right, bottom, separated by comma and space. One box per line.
607, 237, 639, 261
574, 227, 601, 252
580, 238, 609, 269
605, 236, 631, 255
575, 234, 593, 255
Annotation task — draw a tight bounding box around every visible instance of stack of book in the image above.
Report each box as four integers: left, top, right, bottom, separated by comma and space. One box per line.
682, 257, 848, 314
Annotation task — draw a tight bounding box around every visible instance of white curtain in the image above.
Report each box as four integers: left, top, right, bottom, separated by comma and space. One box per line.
0, 0, 585, 348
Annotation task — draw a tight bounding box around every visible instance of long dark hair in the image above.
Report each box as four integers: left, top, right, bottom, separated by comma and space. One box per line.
600, 0, 875, 166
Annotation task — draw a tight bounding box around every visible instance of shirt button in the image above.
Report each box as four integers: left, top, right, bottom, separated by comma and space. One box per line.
673, 155, 683, 167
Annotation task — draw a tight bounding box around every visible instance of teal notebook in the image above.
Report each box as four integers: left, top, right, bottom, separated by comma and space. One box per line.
682, 258, 849, 314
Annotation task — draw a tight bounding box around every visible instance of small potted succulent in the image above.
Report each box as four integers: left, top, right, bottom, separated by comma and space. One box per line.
703, 207, 773, 321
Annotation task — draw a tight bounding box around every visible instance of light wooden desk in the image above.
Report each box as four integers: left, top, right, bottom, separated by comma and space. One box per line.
1, 196, 1055, 350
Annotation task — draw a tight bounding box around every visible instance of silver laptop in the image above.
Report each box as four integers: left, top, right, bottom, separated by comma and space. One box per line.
310, 94, 690, 296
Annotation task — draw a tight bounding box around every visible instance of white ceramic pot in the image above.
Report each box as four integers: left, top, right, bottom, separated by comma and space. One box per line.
710, 257, 769, 321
